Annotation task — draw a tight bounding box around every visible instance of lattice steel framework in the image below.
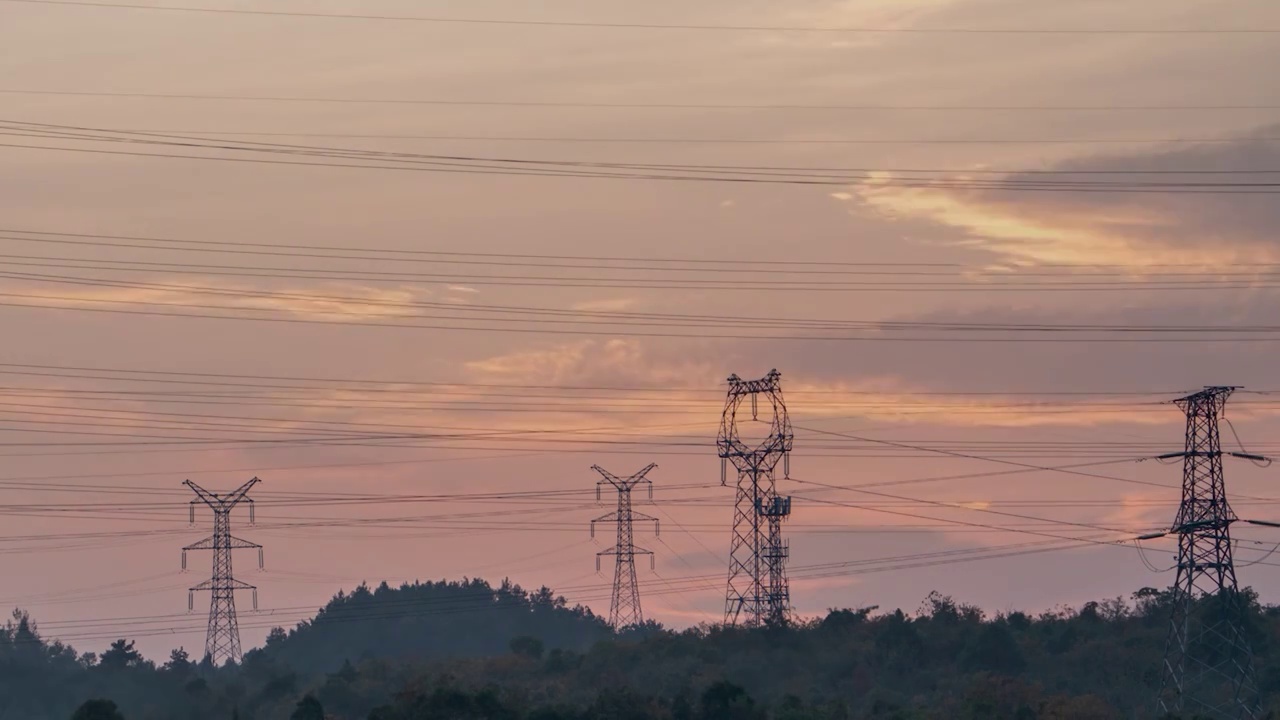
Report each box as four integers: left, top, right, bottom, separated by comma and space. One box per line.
1156, 387, 1260, 720
717, 369, 793, 627
590, 464, 658, 629
182, 477, 263, 666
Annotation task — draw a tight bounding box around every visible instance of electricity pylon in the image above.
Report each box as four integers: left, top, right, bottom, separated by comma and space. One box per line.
1153, 387, 1262, 719
717, 369, 793, 627
590, 464, 658, 629
182, 477, 263, 666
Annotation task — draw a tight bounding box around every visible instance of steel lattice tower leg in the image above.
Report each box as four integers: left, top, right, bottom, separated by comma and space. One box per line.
1156, 387, 1260, 720
718, 369, 793, 627
182, 477, 264, 666
590, 464, 658, 629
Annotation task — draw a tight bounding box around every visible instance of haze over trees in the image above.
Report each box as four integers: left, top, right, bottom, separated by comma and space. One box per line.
4, 577, 1280, 719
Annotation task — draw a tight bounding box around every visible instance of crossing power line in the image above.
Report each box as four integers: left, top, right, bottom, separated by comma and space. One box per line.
4, 91, 1280, 110
5, 1, 1279, 34
3, 121, 1280, 192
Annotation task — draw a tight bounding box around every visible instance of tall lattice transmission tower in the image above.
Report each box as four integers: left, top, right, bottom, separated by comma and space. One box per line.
182, 477, 263, 666
718, 369, 793, 627
1152, 387, 1264, 719
590, 463, 659, 629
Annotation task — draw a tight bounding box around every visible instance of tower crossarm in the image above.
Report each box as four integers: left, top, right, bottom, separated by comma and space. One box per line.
590, 510, 620, 537
630, 510, 660, 534
597, 545, 653, 557
593, 463, 656, 493
227, 535, 263, 550
183, 479, 220, 509
182, 535, 263, 551
219, 476, 260, 511
183, 535, 216, 552
189, 577, 255, 592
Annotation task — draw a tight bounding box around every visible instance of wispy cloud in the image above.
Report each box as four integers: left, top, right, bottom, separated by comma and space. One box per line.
569, 297, 641, 313
13, 278, 436, 321
851, 129, 1280, 269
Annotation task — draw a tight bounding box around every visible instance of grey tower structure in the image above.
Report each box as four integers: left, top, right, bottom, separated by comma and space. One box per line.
591, 464, 658, 629
717, 369, 793, 627
182, 477, 263, 666
1153, 388, 1261, 719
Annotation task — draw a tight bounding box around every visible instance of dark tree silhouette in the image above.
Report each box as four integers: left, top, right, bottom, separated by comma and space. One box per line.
70, 699, 125, 720
99, 640, 142, 670
289, 695, 324, 720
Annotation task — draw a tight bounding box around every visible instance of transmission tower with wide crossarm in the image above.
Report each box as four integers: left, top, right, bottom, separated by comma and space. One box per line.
590, 463, 659, 629
1152, 387, 1264, 719
182, 477, 263, 666
717, 369, 794, 627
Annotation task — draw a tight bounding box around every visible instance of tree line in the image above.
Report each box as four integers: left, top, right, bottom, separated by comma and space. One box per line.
4, 578, 1279, 719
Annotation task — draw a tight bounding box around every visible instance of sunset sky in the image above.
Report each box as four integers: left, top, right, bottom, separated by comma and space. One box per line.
3, 0, 1280, 660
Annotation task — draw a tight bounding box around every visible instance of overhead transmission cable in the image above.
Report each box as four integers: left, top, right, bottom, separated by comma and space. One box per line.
5, 1, 1279, 34
3, 91, 1280, 110
2, 120, 1279, 193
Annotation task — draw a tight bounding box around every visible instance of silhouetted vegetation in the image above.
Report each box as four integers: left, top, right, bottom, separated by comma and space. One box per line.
5, 579, 1280, 719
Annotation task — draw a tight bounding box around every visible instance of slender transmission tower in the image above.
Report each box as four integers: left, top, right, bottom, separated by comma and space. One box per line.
717, 369, 793, 627
590, 463, 659, 629
1154, 387, 1261, 719
182, 477, 263, 666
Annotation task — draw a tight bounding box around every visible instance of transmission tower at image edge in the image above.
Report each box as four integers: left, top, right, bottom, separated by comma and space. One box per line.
718, 369, 794, 627
1152, 387, 1263, 720
590, 463, 659, 629
182, 477, 263, 666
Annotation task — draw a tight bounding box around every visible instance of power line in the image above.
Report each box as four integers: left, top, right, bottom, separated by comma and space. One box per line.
7, 124, 1280, 192
0, 359, 1208, 395
20, 534, 1156, 646
792, 425, 1174, 491
3, 89, 1278, 111
11, 292, 1280, 342
18, 270, 1280, 334
12, 120, 1280, 177
5, 1, 1279, 34
20, 129, 1279, 146
10, 226, 1280, 271
20, 137, 1280, 193
14, 256, 1280, 292
6, 122, 1280, 194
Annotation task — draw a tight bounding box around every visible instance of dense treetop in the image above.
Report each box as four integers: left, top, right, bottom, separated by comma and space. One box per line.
6, 578, 1279, 719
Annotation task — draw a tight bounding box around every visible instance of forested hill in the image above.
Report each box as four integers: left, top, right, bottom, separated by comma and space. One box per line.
255, 578, 614, 673
0, 578, 610, 720
5, 579, 1280, 719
